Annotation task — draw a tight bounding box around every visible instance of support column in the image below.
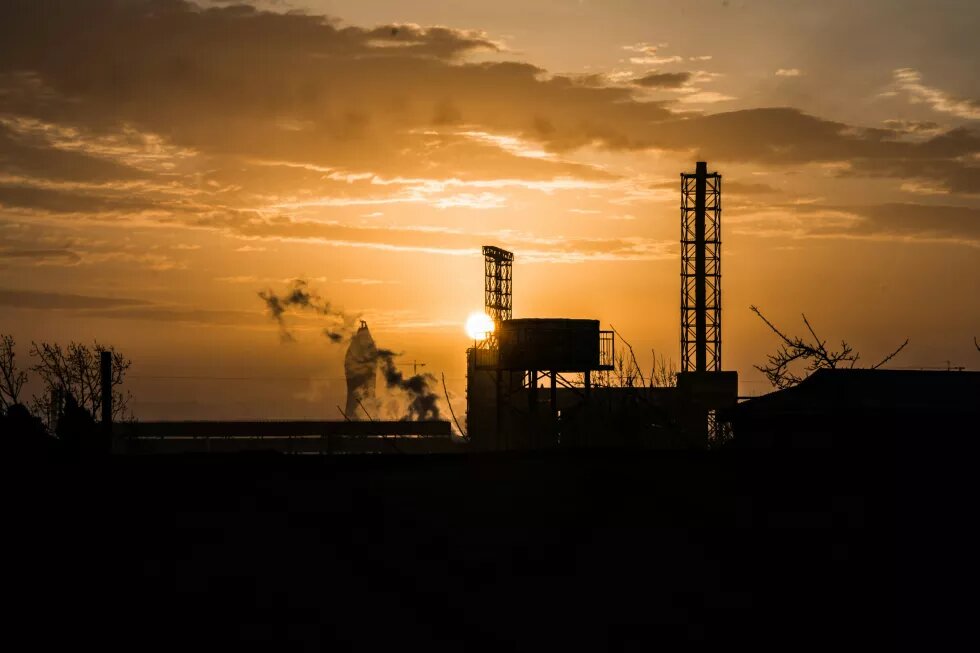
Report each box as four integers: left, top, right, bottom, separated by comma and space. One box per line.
528, 371, 538, 413
100, 351, 113, 444
583, 370, 591, 447
550, 371, 558, 445
549, 371, 557, 417
695, 161, 707, 372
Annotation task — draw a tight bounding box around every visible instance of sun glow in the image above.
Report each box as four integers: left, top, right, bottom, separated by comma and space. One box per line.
465, 312, 495, 340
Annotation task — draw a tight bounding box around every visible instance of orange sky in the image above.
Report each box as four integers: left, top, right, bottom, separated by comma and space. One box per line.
0, 0, 977, 420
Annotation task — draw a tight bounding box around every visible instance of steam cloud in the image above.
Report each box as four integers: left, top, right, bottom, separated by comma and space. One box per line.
258, 279, 354, 343
377, 348, 441, 421
259, 278, 442, 421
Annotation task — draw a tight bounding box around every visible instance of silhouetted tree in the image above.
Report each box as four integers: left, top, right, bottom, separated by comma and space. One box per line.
0, 403, 55, 454
29, 340, 132, 429
0, 334, 28, 413
650, 349, 678, 388
593, 327, 646, 388
593, 335, 678, 389
55, 393, 105, 455
594, 347, 639, 389
750, 306, 909, 390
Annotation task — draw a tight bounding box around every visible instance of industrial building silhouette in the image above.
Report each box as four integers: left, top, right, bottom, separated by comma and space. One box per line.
49, 160, 975, 455
465, 161, 737, 450
105, 161, 740, 453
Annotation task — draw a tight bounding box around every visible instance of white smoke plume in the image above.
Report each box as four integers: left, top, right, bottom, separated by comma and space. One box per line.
258, 279, 355, 343
259, 279, 442, 421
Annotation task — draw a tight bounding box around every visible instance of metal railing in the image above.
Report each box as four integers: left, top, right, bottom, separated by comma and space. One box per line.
599, 330, 615, 370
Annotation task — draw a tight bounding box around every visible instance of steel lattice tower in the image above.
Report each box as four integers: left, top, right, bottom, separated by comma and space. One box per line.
681, 162, 722, 373
482, 245, 513, 347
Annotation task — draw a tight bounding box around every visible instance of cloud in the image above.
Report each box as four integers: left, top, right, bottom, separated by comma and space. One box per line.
638, 110, 980, 196
881, 119, 942, 136
0, 246, 81, 265
215, 275, 261, 284
629, 55, 683, 66
0, 0, 976, 260
2, 190, 673, 264
622, 42, 683, 65
432, 192, 506, 209
839, 202, 980, 242
0, 225, 187, 270
0, 121, 149, 184
724, 181, 781, 195
633, 72, 692, 89
631, 69, 732, 104
676, 91, 736, 104
0, 4, 973, 184
342, 278, 387, 285
80, 305, 259, 325
0, 288, 149, 309
735, 202, 980, 247
0, 184, 147, 215
0, 2, 967, 176
622, 43, 666, 55
0, 1, 674, 165
892, 68, 980, 120
775, 69, 802, 77
845, 152, 980, 195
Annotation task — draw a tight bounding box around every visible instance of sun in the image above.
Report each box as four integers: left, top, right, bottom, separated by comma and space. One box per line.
465, 312, 495, 340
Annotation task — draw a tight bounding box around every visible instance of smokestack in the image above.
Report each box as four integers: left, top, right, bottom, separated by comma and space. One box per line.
695, 161, 707, 372
344, 321, 378, 420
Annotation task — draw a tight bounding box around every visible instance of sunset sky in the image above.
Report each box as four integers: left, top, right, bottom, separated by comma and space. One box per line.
1, 0, 977, 420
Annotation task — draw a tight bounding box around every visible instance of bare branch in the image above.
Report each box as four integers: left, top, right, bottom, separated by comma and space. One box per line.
870, 338, 910, 369
650, 349, 677, 388
610, 325, 646, 388
0, 334, 29, 411
29, 340, 133, 424
749, 305, 795, 346
441, 372, 466, 438
751, 306, 907, 389
801, 314, 830, 360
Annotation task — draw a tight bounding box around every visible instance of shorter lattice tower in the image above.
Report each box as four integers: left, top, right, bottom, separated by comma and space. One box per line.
482, 245, 513, 348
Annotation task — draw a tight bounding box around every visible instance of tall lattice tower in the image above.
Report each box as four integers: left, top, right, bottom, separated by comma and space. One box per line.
681, 162, 722, 372
482, 245, 513, 348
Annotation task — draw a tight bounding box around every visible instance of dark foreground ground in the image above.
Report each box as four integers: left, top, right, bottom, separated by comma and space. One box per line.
7, 447, 906, 650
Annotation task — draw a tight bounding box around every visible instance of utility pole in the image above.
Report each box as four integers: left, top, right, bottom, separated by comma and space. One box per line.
413, 360, 427, 376
100, 350, 113, 449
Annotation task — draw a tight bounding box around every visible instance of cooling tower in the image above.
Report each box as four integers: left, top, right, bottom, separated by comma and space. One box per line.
345, 320, 378, 420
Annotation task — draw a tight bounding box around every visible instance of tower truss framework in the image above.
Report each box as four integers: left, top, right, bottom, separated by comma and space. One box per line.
482, 245, 513, 348
681, 162, 722, 373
